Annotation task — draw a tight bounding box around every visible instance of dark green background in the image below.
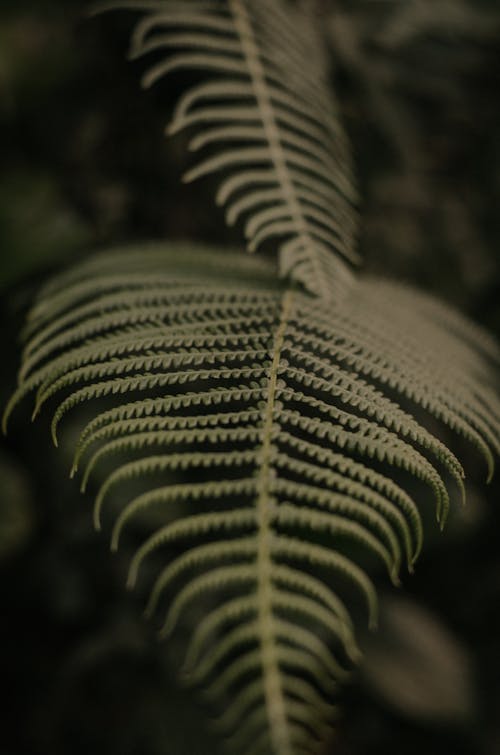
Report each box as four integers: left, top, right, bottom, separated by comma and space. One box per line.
1, 2, 499, 753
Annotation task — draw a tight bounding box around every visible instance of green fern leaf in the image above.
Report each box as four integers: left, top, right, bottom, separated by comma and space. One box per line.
95, 0, 360, 297
5, 242, 499, 755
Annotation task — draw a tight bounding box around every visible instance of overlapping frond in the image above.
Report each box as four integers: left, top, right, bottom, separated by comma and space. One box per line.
5, 243, 499, 755
96, 0, 359, 298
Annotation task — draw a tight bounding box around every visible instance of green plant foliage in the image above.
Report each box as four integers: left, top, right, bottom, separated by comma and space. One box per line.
3, 1, 500, 754
5, 242, 499, 754
97, 0, 359, 298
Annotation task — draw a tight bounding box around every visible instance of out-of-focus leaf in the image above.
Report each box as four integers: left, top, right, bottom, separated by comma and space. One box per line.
0, 450, 34, 558
361, 595, 476, 724
0, 172, 89, 287
0, 12, 77, 111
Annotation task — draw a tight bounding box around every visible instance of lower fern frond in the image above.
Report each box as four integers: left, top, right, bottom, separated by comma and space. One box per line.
5, 242, 499, 755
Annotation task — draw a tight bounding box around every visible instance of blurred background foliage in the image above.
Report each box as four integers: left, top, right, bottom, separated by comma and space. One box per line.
0, 1, 499, 754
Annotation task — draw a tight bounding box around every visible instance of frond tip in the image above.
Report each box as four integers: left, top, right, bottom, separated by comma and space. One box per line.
96, 0, 360, 299
5, 241, 499, 755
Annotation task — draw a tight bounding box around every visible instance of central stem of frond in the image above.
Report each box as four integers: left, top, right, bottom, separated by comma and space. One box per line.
230, 0, 321, 292
255, 289, 293, 755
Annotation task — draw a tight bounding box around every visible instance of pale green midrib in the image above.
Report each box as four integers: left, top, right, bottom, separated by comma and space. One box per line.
230, 0, 324, 295
254, 288, 293, 755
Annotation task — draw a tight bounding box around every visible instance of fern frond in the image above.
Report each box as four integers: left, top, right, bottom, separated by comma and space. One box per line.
5, 242, 499, 755
95, 0, 359, 298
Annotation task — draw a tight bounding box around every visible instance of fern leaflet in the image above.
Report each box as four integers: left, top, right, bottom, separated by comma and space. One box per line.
5, 242, 499, 755
96, 0, 360, 298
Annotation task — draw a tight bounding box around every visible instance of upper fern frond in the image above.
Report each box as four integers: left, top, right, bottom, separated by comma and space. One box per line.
5, 241, 499, 755
96, 0, 360, 298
